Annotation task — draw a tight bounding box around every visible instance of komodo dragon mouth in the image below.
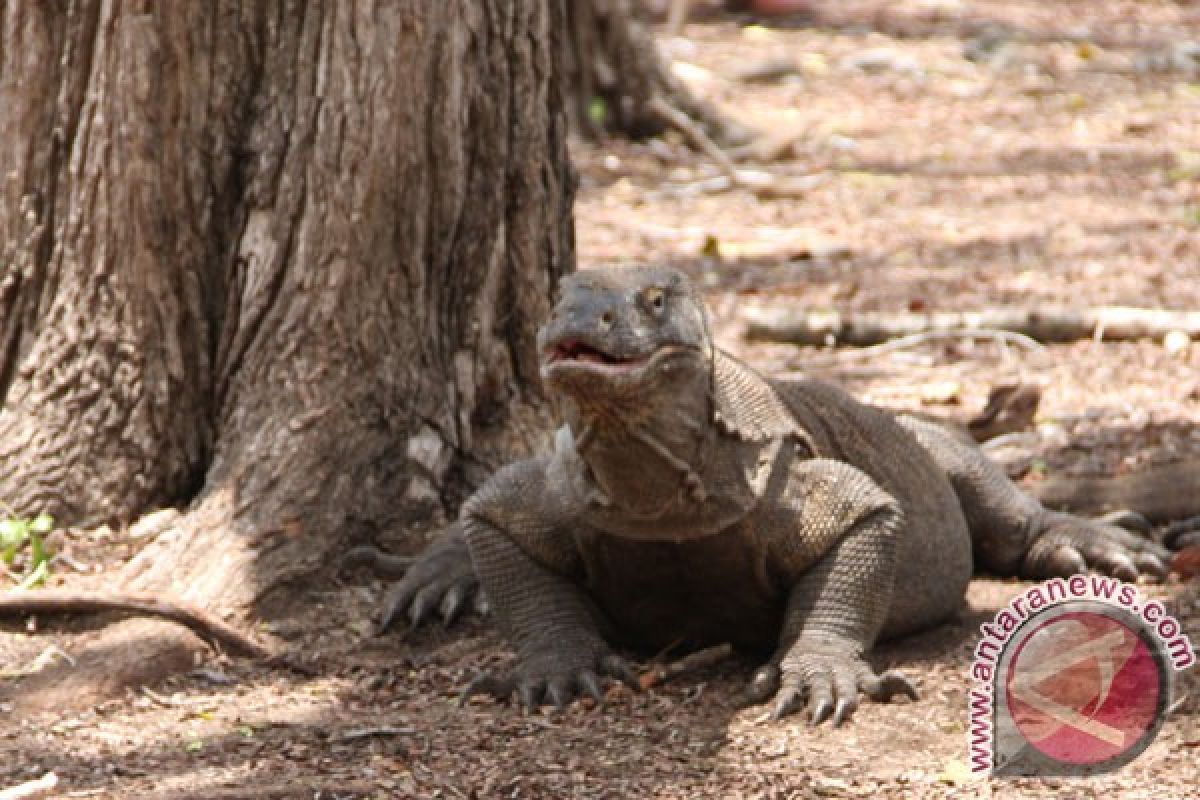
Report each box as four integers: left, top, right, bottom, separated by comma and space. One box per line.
545, 338, 645, 367
541, 339, 694, 376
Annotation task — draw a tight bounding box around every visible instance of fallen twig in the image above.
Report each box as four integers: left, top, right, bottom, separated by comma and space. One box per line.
339, 726, 417, 741
647, 95, 817, 199
0, 644, 75, 678
639, 642, 734, 689
0, 590, 272, 660
648, 94, 739, 182
140, 686, 185, 708
787, 329, 1045, 370
0, 772, 58, 800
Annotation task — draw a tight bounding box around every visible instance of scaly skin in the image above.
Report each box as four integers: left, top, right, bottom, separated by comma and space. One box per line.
376, 266, 1173, 725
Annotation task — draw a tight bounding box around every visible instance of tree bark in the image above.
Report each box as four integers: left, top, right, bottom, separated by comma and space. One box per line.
0, 0, 572, 705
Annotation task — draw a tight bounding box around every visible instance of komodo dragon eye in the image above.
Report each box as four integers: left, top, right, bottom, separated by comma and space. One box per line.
643, 287, 667, 314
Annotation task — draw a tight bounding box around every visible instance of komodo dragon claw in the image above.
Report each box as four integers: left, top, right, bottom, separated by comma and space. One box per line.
1163, 514, 1200, 551
747, 658, 917, 726
372, 522, 482, 634
460, 653, 640, 710
1095, 509, 1154, 535
1023, 517, 1172, 582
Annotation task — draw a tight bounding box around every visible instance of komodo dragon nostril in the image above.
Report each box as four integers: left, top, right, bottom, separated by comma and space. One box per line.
600, 310, 614, 329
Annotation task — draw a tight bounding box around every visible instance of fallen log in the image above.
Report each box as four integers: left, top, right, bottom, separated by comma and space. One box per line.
743, 306, 1200, 347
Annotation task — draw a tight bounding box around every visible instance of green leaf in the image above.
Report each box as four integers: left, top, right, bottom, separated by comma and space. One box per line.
30, 513, 54, 534
0, 518, 27, 546
30, 533, 49, 567
587, 96, 607, 127
18, 559, 49, 589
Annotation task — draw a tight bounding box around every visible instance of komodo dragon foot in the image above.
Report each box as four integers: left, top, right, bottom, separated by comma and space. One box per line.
461, 646, 642, 710
352, 523, 484, 633
1021, 514, 1172, 581
1163, 515, 1200, 551
743, 652, 917, 726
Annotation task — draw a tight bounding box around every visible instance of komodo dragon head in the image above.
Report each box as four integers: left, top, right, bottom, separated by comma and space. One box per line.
536, 266, 713, 423
534, 266, 804, 525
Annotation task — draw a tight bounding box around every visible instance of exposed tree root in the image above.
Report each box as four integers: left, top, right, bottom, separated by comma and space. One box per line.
0, 590, 273, 660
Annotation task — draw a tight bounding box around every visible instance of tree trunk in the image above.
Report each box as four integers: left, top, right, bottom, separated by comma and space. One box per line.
566, 0, 745, 146
0, 0, 571, 705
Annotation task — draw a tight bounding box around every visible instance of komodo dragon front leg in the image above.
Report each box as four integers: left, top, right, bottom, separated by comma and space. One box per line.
458, 457, 640, 707
747, 458, 917, 724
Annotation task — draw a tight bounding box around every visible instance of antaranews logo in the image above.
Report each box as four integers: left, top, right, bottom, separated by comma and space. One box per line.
967, 575, 1195, 777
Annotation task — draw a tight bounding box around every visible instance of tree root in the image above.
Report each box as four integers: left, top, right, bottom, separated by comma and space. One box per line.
0, 590, 273, 660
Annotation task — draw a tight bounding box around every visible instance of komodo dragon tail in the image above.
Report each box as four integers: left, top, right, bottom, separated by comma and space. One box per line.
1032, 459, 1200, 525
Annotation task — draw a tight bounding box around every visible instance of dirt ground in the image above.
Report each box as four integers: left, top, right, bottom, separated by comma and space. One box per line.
4, 1, 1200, 797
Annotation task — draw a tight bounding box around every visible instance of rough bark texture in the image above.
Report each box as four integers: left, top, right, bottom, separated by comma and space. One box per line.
566, 0, 744, 145
0, 0, 572, 701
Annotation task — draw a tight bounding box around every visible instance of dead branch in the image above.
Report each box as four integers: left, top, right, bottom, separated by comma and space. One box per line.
648, 94, 740, 182
639, 642, 735, 689
0, 590, 273, 660
743, 306, 1200, 347
647, 95, 819, 199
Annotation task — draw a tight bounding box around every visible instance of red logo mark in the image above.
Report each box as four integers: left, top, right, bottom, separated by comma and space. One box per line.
1005, 611, 1162, 766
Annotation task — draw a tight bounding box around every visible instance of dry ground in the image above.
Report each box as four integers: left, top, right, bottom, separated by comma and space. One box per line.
4, 1, 1200, 797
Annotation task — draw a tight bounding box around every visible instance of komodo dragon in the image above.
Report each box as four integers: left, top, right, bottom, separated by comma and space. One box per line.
365, 266, 1186, 725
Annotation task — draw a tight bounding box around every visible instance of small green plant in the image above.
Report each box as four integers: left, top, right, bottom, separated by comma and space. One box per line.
0, 506, 55, 588
587, 96, 608, 128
